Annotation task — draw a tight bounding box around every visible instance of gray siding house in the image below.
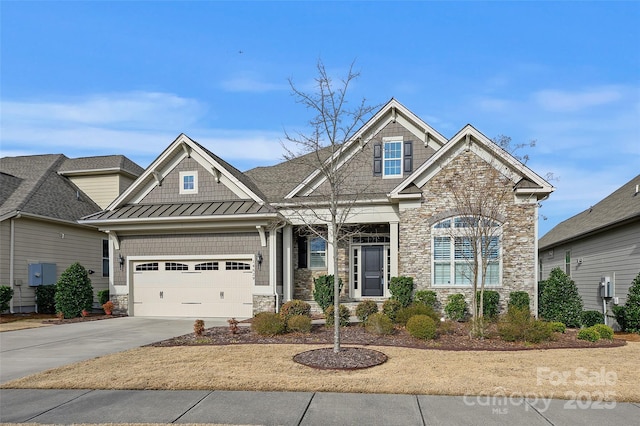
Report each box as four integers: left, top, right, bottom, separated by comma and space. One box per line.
539, 174, 640, 325
0, 154, 143, 312
81, 99, 554, 318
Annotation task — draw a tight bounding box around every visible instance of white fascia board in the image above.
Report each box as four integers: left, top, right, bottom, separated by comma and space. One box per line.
93, 221, 277, 234
389, 193, 422, 201
280, 204, 399, 225
189, 143, 265, 204
106, 134, 188, 210
131, 151, 187, 204
272, 197, 391, 209
80, 212, 280, 227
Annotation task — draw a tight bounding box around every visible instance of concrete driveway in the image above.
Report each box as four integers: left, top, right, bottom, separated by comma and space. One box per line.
0, 316, 229, 384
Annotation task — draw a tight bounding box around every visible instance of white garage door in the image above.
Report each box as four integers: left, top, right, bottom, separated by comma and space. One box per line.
132, 259, 254, 318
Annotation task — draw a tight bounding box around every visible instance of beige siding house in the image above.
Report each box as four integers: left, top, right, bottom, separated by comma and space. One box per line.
81, 99, 554, 318
539, 174, 640, 326
0, 154, 143, 312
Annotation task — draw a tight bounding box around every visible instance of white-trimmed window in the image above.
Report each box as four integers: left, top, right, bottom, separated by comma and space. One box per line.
102, 239, 109, 277
179, 171, 198, 194
432, 216, 501, 287
309, 237, 327, 269
383, 139, 402, 177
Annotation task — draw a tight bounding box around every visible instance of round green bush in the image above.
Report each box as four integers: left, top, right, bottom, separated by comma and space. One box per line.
524, 320, 554, 343
0, 285, 14, 313
445, 294, 467, 321
577, 327, 600, 342
325, 304, 351, 327
590, 324, 614, 340
406, 315, 437, 340
414, 290, 438, 309
365, 312, 394, 335
549, 322, 566, 333
54, 262, 94, 319
287, 314, 312, 333
355, 300, 379, 324
396, 304, 440, 326
382, 299, 402, 322
581, 310, 604, 327
539, 268, 583, 328
621, 272, 640, 332
251, 312, 286, 336
280, 299, 311, 325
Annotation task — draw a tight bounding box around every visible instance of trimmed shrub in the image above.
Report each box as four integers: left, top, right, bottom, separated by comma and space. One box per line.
365, 312, 394, 335
498, 307, 554, 343
581, 310, 604, 327
389, 276, 414, 307
539, 268, 583, 328
476, 290, 500, 320
414, 290, 438, 309
445, 294, 467, 321
280, 299, 311, 326
0, 285, 13, 313
382, 299, 402, 322
622, 272, 640, 332
508, 291, 530, 314
97, 289, 110, 306
549, 322, 566, 333
591, 324, 614, 340
54, 262, 94, 319
613, 305, 627, 331
35, 285, 57, 314
325, 304, 350, 327
251, 312, 286, 336
287, 314, 312, 333
438, 319, 456, 335
396, 304, 440, 326
577, 327, 600, 342
194, 319, 205, 337
406, 315, 437, 340
313, 275, 343, 312
355, 300, 379, 324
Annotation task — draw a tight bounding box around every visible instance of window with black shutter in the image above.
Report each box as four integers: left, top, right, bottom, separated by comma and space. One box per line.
404, 140, 413, 173
297, 235, 308, 268
373, 143, 382, 176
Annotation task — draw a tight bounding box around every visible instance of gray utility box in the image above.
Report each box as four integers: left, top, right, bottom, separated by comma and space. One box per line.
600, 276, 613, 298
28, 263, 57, 286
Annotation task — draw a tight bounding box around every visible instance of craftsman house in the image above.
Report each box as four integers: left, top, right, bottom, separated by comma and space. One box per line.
80, 99, 554, 317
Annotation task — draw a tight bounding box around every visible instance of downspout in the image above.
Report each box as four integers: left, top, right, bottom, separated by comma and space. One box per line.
9, 218, 15, 313
533, 202, 539, 318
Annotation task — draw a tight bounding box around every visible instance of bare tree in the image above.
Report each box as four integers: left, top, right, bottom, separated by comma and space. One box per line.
440, 136, 536, 337
283, 60, 377, 352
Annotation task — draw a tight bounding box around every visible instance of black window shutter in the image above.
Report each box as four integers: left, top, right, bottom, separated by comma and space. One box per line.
297, 236, 308, 268
373, 142, 382, 176
403, 140, 413, 173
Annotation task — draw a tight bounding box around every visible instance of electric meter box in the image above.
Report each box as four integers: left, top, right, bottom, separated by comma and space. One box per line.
28, 263, 57, 286
600, 276, 613, 298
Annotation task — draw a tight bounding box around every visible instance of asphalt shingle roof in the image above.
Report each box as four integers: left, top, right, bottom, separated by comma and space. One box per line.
59, 155, 144, 177
539, 173, 640, 249
0, 154, 103, 221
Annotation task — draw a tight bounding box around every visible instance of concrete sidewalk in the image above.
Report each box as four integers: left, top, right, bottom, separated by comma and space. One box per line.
1, 389, 639, 425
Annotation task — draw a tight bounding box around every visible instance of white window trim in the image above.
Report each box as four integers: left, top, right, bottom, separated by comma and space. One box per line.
382, 136, 403, 179
431, 217, 503, 287
308, 237, 327, 270
179, 171, 198, 194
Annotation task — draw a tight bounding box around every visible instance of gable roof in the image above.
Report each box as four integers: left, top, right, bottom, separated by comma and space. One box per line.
390, 124, 555, 200
59, 155, 144, 178
0, 154, 102, 223
282, 98, 448, 200
539, 174, 640, 249
106, 134, 268, 210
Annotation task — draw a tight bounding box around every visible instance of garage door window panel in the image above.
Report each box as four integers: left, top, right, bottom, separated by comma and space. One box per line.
165, 262, 188, 271
226, 261, 251, 270
195, 262, 219, 270
136, 263, 159, 271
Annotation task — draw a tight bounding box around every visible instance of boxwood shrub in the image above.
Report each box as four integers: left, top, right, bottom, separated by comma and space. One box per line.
365, 312, 394, 335
406, 315, 437, 340
251, 312, 286, 336
590, 324, 614, 340
581, 310, 604, 327
445, 294, 467, 321
577, 327, 600, 342
382, 299, 402, 322
355, 300, 379, 324
325, 304, 350, 327
280, 299, 311, 327
287, 314, 312, 333
414, 290, 439, 310
476, 290, 500, 320
35, 285, 57, 314
0, 285, 13, 313
389, 276, 414, 307
508, 291, 530, 314
396, 304, 440, 326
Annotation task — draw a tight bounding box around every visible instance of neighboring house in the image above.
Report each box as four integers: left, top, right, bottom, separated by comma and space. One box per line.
80, 99, 554, 318
539, 174, 640, 325
0, 154, 143, 312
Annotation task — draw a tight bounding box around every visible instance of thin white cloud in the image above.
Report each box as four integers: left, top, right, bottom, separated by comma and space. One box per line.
533, 86, 623, 112
0, 92, 287, 168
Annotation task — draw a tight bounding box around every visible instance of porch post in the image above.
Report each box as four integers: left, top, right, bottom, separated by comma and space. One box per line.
283, 225, 293, 303
327, 224, 335, 275
390, 221, 399, 281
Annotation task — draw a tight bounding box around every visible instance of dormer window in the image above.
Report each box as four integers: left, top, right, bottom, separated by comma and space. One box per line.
179, 171, 198, 194
383, 139, 402, 177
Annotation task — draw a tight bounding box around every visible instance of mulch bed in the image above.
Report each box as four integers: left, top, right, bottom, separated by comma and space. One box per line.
0, 312, 124, 324
293, 347, 388, 370
149, 321, 627, 352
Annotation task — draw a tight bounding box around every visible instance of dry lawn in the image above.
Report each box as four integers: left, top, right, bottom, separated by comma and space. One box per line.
3, 343, 639, 402
0, 320, 53, 332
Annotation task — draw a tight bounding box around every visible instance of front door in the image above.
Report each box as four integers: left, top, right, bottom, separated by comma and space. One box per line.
362, 245, 384, 296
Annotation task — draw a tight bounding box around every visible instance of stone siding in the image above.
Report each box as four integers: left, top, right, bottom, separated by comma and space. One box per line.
253, 295, 276, 315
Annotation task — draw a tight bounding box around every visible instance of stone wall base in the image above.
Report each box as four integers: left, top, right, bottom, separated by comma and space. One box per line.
253, 295, 276, 315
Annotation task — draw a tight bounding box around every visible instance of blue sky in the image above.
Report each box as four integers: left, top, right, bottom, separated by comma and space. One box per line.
1, 1, 638, 237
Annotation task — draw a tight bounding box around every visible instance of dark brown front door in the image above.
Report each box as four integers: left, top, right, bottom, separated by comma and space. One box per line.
362, 245, 384, 296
